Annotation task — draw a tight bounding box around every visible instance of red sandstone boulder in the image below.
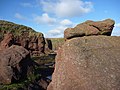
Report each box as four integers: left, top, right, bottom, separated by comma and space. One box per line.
0, 32, 46, 56
0, 20, 51, 56
0, 45, 33, 84
64, 19, 115, 40
10, 32, 45, 56
28, 33, 45, 56
48, 36, 120, 90
0, 32, 14, 50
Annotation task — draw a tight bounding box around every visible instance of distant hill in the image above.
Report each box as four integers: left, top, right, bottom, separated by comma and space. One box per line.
48, 38, 65, 51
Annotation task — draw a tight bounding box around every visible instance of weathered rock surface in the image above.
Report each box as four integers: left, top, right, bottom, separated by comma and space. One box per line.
0, 20, 46, 56
0, 32, 45, 56
14, 32, 45, 56
48, 36, 120, 90
0, 32, 14, 51
64, 19, 115, 40
0, 45, 33, 84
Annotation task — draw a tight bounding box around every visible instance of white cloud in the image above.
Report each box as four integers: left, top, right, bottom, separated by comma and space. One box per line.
34, 13, 56, 25
46, 26, 67, 38
15, 13, 26, 20
41, 0, 93, 17
112, 23, 120, 36
60, 19, 73, 26
45, 19, 75, 37
112, 29, 120, 36
44, 18, 75, 37
115, 23, 120, 28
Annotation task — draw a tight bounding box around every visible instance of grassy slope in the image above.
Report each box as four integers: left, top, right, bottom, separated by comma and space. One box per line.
0, 20, 43, 40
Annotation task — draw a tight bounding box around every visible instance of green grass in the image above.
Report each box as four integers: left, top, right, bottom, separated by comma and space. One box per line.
0, 20, 43, 40
0, 74, 40, 90
0, 81, 26, 90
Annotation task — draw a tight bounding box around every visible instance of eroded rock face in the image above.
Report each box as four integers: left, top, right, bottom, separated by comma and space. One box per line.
15, 32, 45, 56
28, 34, 45, 56
0, 20, 46, 56
0, 32, 46, 56
48, 36, 120, 90
0, 32, 14, 51
64, 19, 115, 40
0, 45, 33, 84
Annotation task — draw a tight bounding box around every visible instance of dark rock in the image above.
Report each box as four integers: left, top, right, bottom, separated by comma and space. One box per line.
48, 38, 65, 53
0, 45, 33, 84
64, 19, 115, 40
45, 38, 53, 54
38, 78, 51, 90
27, 77, 51, 90
48, 36, 120, 90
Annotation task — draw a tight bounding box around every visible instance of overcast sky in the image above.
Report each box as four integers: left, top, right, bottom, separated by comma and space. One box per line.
0, 0, 120, 38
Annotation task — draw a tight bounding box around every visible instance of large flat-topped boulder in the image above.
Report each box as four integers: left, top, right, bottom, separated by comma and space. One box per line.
64, 19, 115, 40
48, 36, 120, 90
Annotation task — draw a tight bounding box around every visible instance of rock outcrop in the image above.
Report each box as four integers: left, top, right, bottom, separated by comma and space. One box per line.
0, 45, 33, 84
48, 36, 120, 90
0, 32, 14, 51
15, 32, 45, 56
64, 19, 115, 40
0, 20, 46, 56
